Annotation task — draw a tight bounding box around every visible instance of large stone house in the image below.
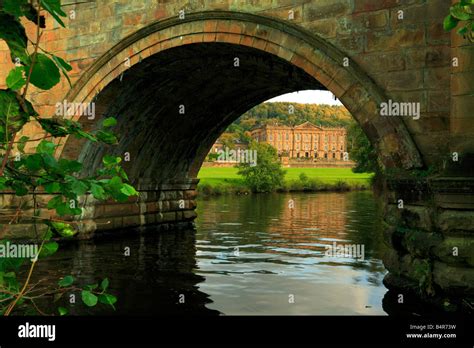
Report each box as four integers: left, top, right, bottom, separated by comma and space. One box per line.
250, 121, 347, 160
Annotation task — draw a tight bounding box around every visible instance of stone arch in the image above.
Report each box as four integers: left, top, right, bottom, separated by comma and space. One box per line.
59, 11, 423, 187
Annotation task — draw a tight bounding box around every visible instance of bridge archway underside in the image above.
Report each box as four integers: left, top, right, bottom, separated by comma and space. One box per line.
59, 12, 424, 182
70, 42, 322, 187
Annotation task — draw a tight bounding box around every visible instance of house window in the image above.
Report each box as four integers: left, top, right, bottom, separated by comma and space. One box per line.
286, 133, 289, 140
269, 134, 273, 141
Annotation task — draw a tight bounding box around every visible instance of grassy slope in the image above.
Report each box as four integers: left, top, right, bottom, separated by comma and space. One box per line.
197, 167, 372, 188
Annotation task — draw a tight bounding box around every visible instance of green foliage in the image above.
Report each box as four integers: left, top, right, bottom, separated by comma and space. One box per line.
0, 0, 131, 316
234, 102, 354, 135
0, 12, 29, 63
29, 53, 61, 90
81, 290, 98, 307
444, 1, 474, 42
40, 0, 67, 27
237, 141, 286, 192
298, 172, 308, 183
6, 66, 26, 91
58, 275, 74, 287
198, 167, 372, 194
347, 122, 379, 174
0, 89, 36, 145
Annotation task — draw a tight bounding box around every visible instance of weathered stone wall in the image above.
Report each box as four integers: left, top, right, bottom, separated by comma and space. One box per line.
382, 177, 474, 312
0, 179, 198, 240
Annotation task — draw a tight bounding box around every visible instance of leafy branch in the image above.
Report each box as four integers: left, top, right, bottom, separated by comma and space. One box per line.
444, 0, 474, 42
0, 0, 136, 315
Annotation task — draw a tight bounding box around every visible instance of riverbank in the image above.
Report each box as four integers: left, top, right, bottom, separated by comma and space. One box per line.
197, 167, 373, 196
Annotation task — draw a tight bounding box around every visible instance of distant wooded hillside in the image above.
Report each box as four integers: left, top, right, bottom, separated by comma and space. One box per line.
222, 102, 355, 141
226, 102, 355, 135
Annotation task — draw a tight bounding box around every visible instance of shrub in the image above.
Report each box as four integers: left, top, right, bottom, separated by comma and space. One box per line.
237, 141, 286, 193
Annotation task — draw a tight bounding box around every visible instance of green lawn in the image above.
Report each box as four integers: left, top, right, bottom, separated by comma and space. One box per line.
198, 167, 372, 186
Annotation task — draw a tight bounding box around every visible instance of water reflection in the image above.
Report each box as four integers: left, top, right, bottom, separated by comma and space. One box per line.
195, 191, 388, 315
32, 230, 218, 315
28, 191, 388, 315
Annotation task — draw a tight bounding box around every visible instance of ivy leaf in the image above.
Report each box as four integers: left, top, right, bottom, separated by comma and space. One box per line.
102, 117, 117, 128
39, 241, 59, 258
98, 294, 117, 308
58, 306, 68, 316
49, 221, 76, 237
44, 182, 60, 193
81, 290, 98, 307
96, 130, 118, 145
69, 178, 89, 196
36, 140, 56, 155
24, 154, 43, 172
107, 176, 123, 191
91, 183, 106, 199
100, 278, 109, 291
58, 275, 74, 287
6, 67, 26, 91
28, 53, 61, 90
103, 155, 121, 166
443, 14, 459, 31
47, 196, 63, 209
120, 184, 138, 196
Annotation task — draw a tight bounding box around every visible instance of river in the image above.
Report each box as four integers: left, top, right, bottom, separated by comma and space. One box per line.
29, 191, 389, 315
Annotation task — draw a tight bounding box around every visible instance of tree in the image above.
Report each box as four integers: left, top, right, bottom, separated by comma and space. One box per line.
347, 122, 379, 174
0, 0, 135, 315
237, 141, 285, 192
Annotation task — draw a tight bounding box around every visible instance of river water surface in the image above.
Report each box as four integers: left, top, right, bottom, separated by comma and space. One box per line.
31, 191, 388, 315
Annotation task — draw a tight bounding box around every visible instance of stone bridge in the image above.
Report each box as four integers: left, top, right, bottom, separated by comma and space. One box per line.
0, 1, 473, 310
